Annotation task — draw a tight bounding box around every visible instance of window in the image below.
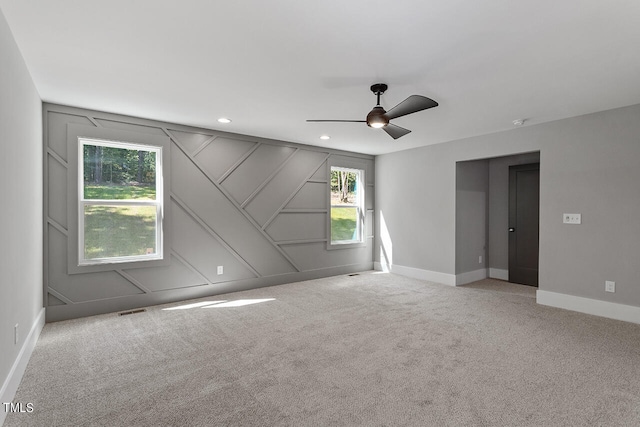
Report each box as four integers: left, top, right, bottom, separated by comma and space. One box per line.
78, 138, 164, 266
330, 166, 364, 246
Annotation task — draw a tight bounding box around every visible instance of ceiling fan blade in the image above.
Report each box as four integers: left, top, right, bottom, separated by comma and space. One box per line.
385, 95, 438, 120
383, 123, 411, 139
306, 120, 366, 123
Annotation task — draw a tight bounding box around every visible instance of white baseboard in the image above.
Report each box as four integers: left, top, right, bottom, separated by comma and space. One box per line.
456, 269, 488, 286
537, 290, 640, 325
0, 308, 45, 425
374, 262, 456, 286
489, 268, 509, 281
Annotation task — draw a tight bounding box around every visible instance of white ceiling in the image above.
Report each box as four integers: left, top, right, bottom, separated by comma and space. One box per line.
2, 1, 640, 155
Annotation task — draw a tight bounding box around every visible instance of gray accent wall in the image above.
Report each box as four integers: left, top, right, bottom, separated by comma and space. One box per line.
44, 104, 374, 321
0, 8, 43, 404
376, 103, 640, 307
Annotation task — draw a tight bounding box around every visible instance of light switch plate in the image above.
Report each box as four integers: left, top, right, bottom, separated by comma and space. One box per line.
563, 213, 581, 224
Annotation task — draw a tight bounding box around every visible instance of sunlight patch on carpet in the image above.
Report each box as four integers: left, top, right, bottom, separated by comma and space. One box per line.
162, 301, 227, 310
162, 298, 276, 310
203, 298, 275, 308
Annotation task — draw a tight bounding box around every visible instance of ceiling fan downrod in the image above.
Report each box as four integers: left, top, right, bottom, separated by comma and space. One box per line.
367, 83, 389, 128
370, 83, 388, 106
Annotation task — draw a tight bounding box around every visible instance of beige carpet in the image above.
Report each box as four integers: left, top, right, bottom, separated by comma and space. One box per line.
5, 272, 640, 426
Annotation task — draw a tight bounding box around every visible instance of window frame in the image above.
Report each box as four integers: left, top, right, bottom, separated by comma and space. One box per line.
78, 138, 164, 266
67, 124, 171, 274
327, 161, 366, 250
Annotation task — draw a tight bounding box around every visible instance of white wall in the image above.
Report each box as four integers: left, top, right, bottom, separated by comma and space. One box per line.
376, 103, 640, 315
0, 8, 44, 417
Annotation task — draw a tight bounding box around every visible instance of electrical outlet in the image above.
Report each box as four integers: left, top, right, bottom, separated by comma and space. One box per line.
563, 213, 581, 224
479, 255, 483, 264
605, 281, 615, 293
217, 266, 223, 275
14, 324, 18, 345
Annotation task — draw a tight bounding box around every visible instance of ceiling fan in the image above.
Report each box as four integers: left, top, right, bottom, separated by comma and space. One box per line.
307, 83, 438, 140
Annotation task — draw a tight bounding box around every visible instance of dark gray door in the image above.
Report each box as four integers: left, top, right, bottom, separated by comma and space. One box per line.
508, 163, 540, 286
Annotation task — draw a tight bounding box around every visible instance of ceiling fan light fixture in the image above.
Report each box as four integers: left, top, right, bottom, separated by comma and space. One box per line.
366, 106, 389, 128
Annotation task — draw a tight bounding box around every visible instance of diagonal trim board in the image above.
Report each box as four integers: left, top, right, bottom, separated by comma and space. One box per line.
262, 154, 330, 230
47, 148, 68, 169
164, 128, 215, 154
245, 151, 330, 227
170, 194, 260, 277
47, 287, 73, 304
241, 148, 299, 208
170, 250, 213, 285
218, 142, 262, 184
116, 270, 152, 294
169, 140, 298, 276
191, 134, 218, 157
166, 129, 302, 273
47, 218, 68, 237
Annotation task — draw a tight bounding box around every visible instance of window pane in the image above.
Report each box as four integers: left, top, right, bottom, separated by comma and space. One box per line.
83, 205, 157, 260
331, 206, 360, 241
330, 168, 362, 243
83, 145, 156, 200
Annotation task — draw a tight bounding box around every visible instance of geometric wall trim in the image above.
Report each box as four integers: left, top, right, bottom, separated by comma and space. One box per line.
47, 293, 67, 306
44, 103, 375, 321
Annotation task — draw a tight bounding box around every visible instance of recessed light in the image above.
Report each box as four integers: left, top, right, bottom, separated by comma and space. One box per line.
320, 135, 330, 140
512, 119, 525, 126
218, 118, 231, 124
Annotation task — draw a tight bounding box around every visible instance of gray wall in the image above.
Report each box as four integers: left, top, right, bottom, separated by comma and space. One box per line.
0, 8, 43, 401
376, 141, 456, 275
44, 104, 375, 321
455, 159, 489, 274
376, 103, 640, 307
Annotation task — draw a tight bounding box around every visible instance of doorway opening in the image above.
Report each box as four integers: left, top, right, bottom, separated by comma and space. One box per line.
455, 151, 540, 286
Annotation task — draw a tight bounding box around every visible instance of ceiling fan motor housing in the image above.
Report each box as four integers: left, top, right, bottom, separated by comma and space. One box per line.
366, 106, 388, 128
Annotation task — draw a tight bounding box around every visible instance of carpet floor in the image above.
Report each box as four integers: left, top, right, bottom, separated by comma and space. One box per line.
5, 272, 640, 426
